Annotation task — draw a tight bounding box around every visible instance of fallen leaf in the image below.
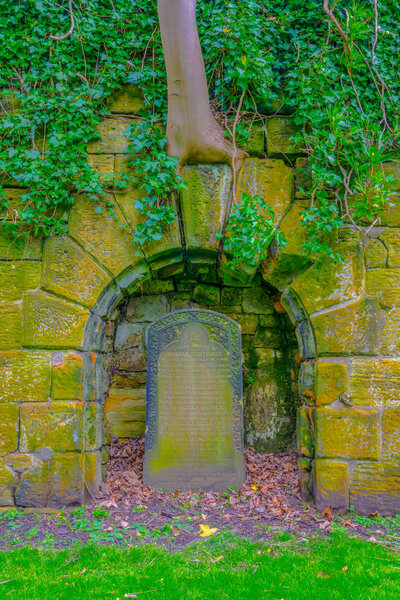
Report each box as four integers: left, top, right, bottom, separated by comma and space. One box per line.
272, 496, 281, 508
369, 511, 380, 517
342, 565, 348, 573
78, 568, 86, 577
201, 513, 207, 521
251, 485, 259, 491
124, 595, 137, 598
211, 555, 224, 563
199, 524, 219, 537
317, 572, 331, 579
322, 506, 332, 519
368, 536, 378, 543
120, 521, 130, 529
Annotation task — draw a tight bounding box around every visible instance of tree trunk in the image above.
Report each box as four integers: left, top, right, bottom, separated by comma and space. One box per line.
157, 0, 246, 168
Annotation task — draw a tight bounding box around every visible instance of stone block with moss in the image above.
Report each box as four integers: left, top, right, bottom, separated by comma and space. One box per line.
242, 287, 274, 314
313, 460, 349, 512
266, 117, 302, 156
180, 164, 232, 252
192, 284, 220, 305
14, 457, 50, 508
87, 118, 133, 154
236, 158, 294, 226
0, 460, 16, 506
52, 352, 83, 401
315, 407, 380, 460
20, 402, 84, 453
0, 403, 18, 453
106, 85, 144, 114
42, 236, 111, 309
0, 261, 41, 302
297, 406, 314, 457
0, 304, 22, 350
69, 194, 134, 276
23, 291, 89, 349
311, 299, 380, 356
349, 357, 400, 406
366, 269, 400, 308
105, 388, 146, 439
0, 350, 51, 403
0, 228, 42, 260
49, 453, 83, 507
350, 462, 400, 515
364, 238, 387, 269
316, 361, 347, 406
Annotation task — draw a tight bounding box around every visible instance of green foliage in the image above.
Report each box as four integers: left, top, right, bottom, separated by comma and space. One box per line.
218, 193, 286, 266
0, 0, 399, 262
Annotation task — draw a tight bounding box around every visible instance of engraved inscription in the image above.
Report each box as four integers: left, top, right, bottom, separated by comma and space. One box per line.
143, 310, 245, 491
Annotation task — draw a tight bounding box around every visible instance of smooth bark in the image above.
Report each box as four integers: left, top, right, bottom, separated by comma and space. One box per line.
157, 0, 246, 168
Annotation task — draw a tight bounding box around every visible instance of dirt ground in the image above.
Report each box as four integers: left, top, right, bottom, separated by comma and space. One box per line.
0, 439, 396, 550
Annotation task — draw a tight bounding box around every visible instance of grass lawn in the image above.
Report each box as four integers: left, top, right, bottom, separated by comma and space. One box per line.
0, 532, 398, 599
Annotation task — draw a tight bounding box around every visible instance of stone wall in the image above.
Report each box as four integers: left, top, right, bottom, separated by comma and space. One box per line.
1, 84, 400, 514
103, 279, 298, 455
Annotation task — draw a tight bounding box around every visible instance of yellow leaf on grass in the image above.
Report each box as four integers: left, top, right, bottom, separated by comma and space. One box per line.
251, 485, 259, 491
199, 524, 219, 537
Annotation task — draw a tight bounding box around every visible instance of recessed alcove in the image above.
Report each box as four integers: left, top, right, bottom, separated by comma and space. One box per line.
100, 273, 300, 474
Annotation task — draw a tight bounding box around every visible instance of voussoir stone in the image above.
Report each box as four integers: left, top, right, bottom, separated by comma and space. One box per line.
42, 236, 111, 309
69, 194, 134, 276
23, 291, 89, 349
236, 158, 294, 226
180, 164, 232, 252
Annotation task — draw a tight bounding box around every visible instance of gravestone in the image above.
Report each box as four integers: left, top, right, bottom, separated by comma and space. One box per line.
143, 309, 246, 491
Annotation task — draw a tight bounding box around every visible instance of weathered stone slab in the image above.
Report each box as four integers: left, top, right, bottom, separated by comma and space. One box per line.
0, 261, 41, 301
143, 310, 245, 491
87, 154, 114, 183
127, 295, 168, 322
350, 463, 400, 515
296, 406, 314, 457
114, 322, 145, 351
311, 299, 380, 356
20, 402, 83, 453
87, 118, 132, 154
313, 460, 349, 512
106, 85, 144, 114
267, 117, 301, 156
364, 238, 387, 269
349, 358, 400, 406
315, 407, 380, 460
236, 158, 294, 226
14, 457, 50, 508
242, 288, 274, 314
105, 388, 146, 439
23, 291, 88, 349
291, 243, 364, 315
52, 352, 83, 401
84, 403, 103, 451
192, 284, 220, 305
69, 194, 133, 276
316, 361, 347, 406
366, 269, 400, 308
0, 403, 18, 453
382, 409, 400, 462
379, 229, 400, 268
0, 303, 22, 350
49, 453, 83, 507
381, 308, 400, 355
180, 165, 232, 252
42, 236, 111, 309
0, 350, 51, 402
379, 193, 400, 226
0, 460, 16, 506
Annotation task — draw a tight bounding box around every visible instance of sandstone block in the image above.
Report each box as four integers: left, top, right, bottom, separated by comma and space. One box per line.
192, 284, 220, 305
20, 402, 84, 453
84, 452, 102, 499
221, 288, 243, 306
23, 291, 88, 349
236, 158, 294, 226
382, 409, 400, 462
379, 229, 400, 268
295, 158, 312, 198
298, 457, 313, 501
242, 287, 274, 314
316, 362, 347, 406
291, 242, 364, 315
113, 346, 146, 372
315, 407, 379, 460
364, 238, 387, 269
105, 388, 146, 439
69, 194, 133, 276
87, 118, 132, 154
42, 236, 111, 309
313, 460, 349, 512
381, 308, 400, 355
298, 360, 316, 405
127, 294, 168, 322
0, 350, 51, 402
349, 357, 400, 406
366, 269, 400, 308
267, 117, 301, 155
0, 303, 22, 350
379, 193, 400, 226
0, 460, 16, 506
0, 403, 18, 453
311, 299, 380, 356
106, 85, 144, 114
350, 462, 400, 515
114, 322, 145, 351
52, 352, 83, 401
180, 164, 232, 252
49, 453, 83, 507
14, 458, 50, 508
297, 406, 314, 457
0, 261, 40, 301
87, 154, 114, 183
225, 314, 257, 335
84, 403, 103, 451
